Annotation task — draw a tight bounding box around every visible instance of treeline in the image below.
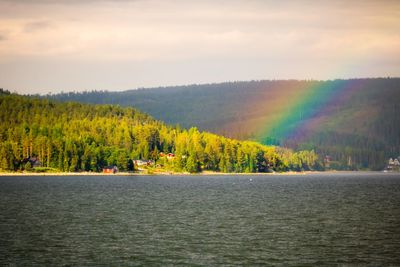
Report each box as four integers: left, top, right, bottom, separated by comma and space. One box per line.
48, 78, 400, 170
0, 91, 321, 173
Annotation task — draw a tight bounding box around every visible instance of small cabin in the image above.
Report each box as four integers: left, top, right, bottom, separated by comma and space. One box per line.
103, 166, 118, 174
133, 160, 155, 170
30, 157, 42, 168
133, 160, 150, 167
22, 157, 42, 168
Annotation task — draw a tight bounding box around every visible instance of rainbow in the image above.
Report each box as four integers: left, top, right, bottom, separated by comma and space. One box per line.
230, 79, 368, 146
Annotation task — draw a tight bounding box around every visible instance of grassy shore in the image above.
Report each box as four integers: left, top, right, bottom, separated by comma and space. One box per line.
0, 170, 341, 176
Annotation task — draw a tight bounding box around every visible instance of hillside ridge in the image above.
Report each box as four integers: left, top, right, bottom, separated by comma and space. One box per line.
48, 78, 400, 170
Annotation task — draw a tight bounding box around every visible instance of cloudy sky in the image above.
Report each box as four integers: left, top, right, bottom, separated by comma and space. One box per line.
0, 0, 399, 94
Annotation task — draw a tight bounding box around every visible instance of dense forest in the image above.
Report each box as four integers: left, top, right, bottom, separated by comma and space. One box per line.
49, 78, 400, 170
0, 90, 320, 173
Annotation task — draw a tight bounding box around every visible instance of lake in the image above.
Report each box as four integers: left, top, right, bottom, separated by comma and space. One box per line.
1, 172, 400, 266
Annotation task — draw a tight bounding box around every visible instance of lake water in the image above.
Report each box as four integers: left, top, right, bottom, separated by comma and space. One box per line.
1, 172, 400, 266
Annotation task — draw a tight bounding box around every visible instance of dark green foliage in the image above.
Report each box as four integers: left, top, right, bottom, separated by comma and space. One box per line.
49, 78, 400, 170
0, 93, 318, 173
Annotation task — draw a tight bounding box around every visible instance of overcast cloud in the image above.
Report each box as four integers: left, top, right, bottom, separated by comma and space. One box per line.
0, 0, 399, 94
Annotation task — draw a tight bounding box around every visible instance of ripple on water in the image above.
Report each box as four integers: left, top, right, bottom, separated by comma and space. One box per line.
0, 173, 400, 265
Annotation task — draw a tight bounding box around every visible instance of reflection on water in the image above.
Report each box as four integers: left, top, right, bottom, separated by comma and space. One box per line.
1, 172, 400, 265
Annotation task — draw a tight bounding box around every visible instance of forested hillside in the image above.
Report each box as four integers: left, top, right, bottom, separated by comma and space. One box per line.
49, 78, 400, 170
0, 90, 319, 173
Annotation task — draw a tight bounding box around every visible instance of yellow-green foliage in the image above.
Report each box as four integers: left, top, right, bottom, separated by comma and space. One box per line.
0, 92, 320, 172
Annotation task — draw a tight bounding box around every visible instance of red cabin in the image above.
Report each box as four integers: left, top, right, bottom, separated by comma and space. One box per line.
103, 166, 118, 174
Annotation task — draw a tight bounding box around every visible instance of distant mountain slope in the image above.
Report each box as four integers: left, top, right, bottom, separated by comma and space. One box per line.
49, 78, 400, 170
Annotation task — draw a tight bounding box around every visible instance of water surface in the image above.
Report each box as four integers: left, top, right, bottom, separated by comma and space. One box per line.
1, 172, 399, 265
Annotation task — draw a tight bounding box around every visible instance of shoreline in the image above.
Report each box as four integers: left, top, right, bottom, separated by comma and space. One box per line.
0, 170, 390, 176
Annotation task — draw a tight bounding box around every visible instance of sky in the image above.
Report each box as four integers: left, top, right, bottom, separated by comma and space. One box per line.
0, 0, 399, 94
